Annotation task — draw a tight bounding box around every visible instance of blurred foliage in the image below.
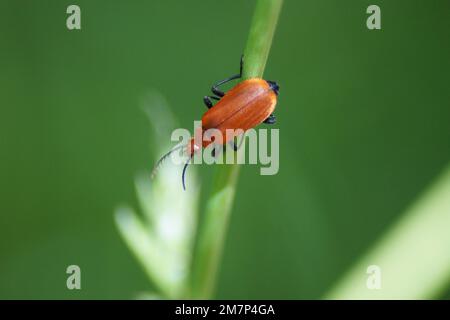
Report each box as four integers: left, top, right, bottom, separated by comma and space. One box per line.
115, 91, 200, 299
0, 0, 449, 299
327, 165, 450, 299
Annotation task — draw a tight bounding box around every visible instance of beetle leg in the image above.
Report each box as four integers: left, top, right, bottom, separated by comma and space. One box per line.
229, 141, 238, 152
210, 55, 244, 97
203, 95, 220, 109
211, 144, 223, 158
229, 133, 246, 152
211, 74, 240, 97
228, 133, 246, 152
267, 80, 280, 95
239, 54, 244, 76
264, 114, 276, 124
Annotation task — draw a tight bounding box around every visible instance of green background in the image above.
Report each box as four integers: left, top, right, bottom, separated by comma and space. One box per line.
1, 0, 449, 299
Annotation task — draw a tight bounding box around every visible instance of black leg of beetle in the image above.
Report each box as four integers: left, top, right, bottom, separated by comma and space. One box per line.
210, 55, 244, 97
228, 141, 238, 152
264, 114, 276, 124
228, 134, 245, 151
211, 145, 223, 158
203, 95, 219, 109
212, 74, 240, 97
239, 54, 244, 76
267, 80, 279, 95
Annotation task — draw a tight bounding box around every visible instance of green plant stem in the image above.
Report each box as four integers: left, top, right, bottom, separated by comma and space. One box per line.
190, 0, 283, 299
242, 0, 283, 80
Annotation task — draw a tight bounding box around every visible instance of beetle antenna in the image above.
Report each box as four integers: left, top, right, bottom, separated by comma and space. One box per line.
151, 144, 185, 179
182, 154, 194, 191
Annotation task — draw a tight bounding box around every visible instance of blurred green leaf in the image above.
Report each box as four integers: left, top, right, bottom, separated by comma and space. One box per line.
327, 165, 450, 299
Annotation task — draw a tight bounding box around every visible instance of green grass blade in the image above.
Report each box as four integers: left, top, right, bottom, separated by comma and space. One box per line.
190, 0, 283, 299
326, 165, 450, 299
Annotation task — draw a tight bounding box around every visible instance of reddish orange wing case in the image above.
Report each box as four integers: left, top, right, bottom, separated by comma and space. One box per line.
201, 79, 277, 144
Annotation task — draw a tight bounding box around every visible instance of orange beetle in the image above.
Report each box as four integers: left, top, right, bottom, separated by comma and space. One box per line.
153, 56, 279, 189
